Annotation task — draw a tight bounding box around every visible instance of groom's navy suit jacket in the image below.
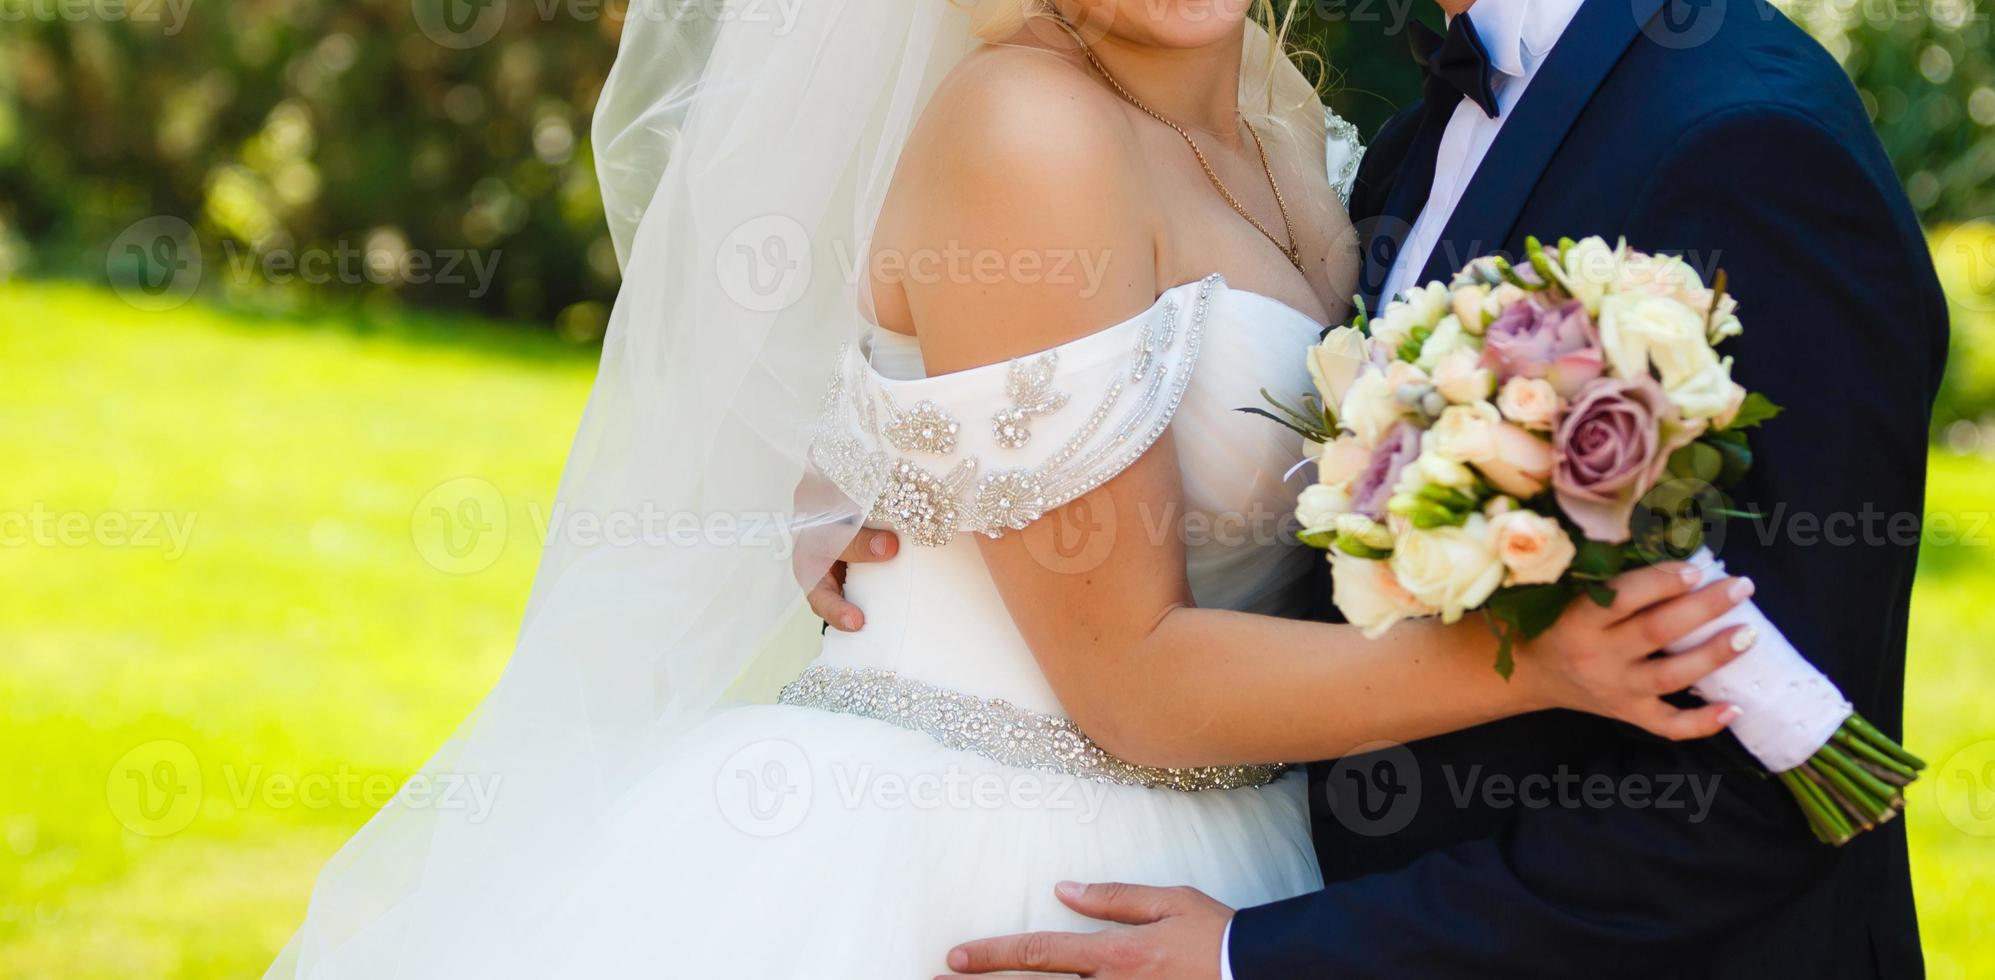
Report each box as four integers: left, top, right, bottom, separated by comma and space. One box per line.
1231, 0, 1947, 976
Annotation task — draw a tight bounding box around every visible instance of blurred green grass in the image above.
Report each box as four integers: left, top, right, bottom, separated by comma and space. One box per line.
2, 284, 1991, 978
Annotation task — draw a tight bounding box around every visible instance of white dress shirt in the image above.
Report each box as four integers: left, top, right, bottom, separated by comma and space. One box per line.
1220, 2, 1584, 977
1377, 0, 1587, 306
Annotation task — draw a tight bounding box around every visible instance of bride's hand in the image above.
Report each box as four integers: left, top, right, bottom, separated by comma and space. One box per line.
1517, 563, 1757, 742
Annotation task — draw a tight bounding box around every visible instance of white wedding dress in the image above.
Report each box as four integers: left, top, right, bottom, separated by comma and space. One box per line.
273, 7, 1370, 975
390, 277, 1331, 978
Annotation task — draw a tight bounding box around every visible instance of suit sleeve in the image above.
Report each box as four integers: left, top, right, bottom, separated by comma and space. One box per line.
1229, 106, 1944, 979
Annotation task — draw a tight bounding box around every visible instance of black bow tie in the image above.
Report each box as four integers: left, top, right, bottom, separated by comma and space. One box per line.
1410, 16, 1500, 119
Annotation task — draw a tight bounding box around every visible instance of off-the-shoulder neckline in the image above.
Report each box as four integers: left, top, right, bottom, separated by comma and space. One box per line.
859, 276, 1323, 390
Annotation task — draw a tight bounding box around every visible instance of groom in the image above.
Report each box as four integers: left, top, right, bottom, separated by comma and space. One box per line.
934, 0, 1948, 976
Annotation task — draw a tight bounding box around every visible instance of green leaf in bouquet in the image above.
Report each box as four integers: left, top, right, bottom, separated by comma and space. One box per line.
1416, 483, 1477, 513
1489, 255, 1549, 292
1568, 538, 1626, 579
1296, 528, 1336, 550
1390, 493, 1468, 529
1524, 236, 1572, 295
1578, 581, 1617, 608
1236, 406, 1324, 443
1721, 392, 1783, 431
1332, 534, 1392, 560
1666, 442, 1725, 484
1482, 581, 1580, 679
1702, 433, 1754, 486
1351, 295, 1371, 335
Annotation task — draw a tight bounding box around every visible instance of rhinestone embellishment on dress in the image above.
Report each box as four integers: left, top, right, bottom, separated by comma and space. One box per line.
810, 275, 1216, 548
992, 352, 1070, 450
777, 665, 1288, 792
882, 397, 962, 456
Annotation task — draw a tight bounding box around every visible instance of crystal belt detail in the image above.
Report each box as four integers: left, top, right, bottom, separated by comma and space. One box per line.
776, 665, 1288, 792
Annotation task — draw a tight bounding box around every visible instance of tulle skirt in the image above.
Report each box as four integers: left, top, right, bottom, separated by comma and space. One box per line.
379, 704, 1321, 978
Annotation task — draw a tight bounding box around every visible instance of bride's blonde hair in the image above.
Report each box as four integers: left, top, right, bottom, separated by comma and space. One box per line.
960, 0, 1323, 120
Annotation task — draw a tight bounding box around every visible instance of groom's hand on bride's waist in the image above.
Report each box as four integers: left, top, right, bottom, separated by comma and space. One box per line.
939, 881, 1230, 980
805, 528, 898, 633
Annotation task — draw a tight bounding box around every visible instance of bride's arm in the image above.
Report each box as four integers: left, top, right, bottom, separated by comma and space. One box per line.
884, 58, 1750, 768
976, 442, 1747, 767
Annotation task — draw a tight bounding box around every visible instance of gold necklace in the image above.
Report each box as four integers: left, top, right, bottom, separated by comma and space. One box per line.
1064, 27, 1305, 275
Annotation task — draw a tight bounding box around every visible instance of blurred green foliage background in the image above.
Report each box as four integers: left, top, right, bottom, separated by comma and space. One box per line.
3, 1, 1994, 977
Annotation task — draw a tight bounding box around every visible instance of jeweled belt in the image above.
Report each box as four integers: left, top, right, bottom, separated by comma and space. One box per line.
776, 665, 1288, 792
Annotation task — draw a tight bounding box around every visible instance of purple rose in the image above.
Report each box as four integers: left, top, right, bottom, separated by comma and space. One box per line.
1350, 423, 1422, 519
1552, 377, 1702, 543
1480, 298, 1603, 397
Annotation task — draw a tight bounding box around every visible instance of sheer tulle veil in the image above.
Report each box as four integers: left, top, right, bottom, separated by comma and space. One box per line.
269, 3, 1313, 974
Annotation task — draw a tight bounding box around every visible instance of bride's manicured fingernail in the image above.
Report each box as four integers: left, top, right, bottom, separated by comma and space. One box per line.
1055, 880, 1083, 899
1718, 705, 1743, 725
1728, 578, 1755, 601
871, 535, 891, 557
1730, 627, 1758, 652
948, 948, 970, 971
841, 613, 861, 632
1678, 565, 1701, 586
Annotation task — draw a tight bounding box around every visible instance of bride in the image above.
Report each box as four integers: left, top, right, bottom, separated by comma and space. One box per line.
270, 2, 1754, 976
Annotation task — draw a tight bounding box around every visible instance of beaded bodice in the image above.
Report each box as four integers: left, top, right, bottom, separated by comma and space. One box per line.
803, 277, 1323, 727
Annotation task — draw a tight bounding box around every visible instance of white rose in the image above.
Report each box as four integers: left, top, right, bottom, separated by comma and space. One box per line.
1308, 326, 1372, 411
1598, 292, 1720, 389
1389, 515, 1506, 622
1559, 236, 1620, 314
1397, 445, 1478, 496
1496, 376, 1562, 431
1415, 315, 1478, 372
1452, 284, 1492, 336
1669, 355, 1748, 424
1488, 510, 1577, 586
1296, 482, 1350, 533
1330, 550, 1434, 639
1339, 368, 1405, 449
1431, 349, 1495, 404
1372, 282, 1451, 351
1429, 401, 1502, 464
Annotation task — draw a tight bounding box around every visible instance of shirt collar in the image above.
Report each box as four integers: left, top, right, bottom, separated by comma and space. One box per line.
1451, 0, 1583, 82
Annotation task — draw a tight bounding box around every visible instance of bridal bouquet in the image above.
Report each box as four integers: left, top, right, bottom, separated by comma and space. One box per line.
1256, 237, 1923, 845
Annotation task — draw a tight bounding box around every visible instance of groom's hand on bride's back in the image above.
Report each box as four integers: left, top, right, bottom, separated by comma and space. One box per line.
804, 528, 899, 633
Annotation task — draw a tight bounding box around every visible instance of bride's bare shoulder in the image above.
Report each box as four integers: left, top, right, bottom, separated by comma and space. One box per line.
870, 44, 1159, 368
907, 43, 1139, 180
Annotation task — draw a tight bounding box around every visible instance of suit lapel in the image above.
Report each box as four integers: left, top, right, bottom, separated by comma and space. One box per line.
1414, 0, 1669, 285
